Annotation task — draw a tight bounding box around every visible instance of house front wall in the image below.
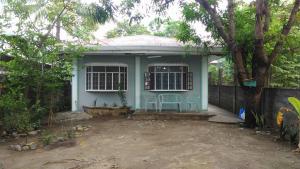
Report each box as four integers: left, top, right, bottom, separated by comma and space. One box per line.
75, 55, 136, 111
138, 55, 205, 111
73, 54, 208, 112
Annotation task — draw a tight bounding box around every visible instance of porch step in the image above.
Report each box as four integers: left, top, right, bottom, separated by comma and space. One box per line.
131, 112, 215, 121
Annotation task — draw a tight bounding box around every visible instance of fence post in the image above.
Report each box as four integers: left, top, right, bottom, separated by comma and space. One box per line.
218, 68, 222, 106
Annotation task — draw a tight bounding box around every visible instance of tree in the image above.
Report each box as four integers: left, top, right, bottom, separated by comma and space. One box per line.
0, 0, 114, 127
106, 18, 182, 38
106, 21, 150, 38
180, 0, 300, 127
149, 18, 181, 37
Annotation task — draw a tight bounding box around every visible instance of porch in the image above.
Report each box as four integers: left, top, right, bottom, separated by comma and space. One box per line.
133, 104, 243, 124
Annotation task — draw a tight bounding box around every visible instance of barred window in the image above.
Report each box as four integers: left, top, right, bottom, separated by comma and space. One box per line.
86, 65, 127, 91
145, 64, 193, 91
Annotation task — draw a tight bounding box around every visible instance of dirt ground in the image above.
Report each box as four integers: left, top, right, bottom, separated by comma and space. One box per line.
1, 118, 300, 169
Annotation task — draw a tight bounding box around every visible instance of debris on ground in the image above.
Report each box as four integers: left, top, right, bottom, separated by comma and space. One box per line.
44, 139, 76, 150
73, 124, 91, 132
1, 131, 7, 137
293, 148, 300, 153
255, 130, 271, 136
28, 130, 40, 136
54, 112, 93, 123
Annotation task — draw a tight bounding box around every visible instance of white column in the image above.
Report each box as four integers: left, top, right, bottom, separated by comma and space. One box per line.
135, 56, 141, 110
71, 58, 78, 111
201, 56, 208, 110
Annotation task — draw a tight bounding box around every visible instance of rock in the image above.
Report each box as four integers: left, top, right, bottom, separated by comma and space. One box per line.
15, 145, 22, 151
74, 132, 82, 137
256, 131, 262, 135
76, 126, 84, 131
29, 143, 37, 150
12, 132, 18, 138
0, 139, 5, 143
9, 145, 15, 150
22, 145, 30, 151
19, 133, 27, 137
54, 111, 92, 122
28, 130, 38, 136
1, 131, 7, 136
57, 137, 65, 142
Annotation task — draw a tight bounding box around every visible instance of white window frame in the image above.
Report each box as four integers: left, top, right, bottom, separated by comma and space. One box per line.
85, 63, 128, 92
147, 63, 189, 92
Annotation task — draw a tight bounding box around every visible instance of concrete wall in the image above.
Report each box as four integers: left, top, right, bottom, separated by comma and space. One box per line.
77, 55, 135, 110
139, 55, 204, 111
74, 54, 207, 111
209, 85, 300, 127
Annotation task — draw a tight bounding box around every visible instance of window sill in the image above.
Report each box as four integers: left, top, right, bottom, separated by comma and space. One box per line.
149, 90, 189, 92
86, 90, 127, 92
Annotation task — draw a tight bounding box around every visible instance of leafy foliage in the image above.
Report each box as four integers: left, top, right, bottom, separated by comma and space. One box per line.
208, 64, 218, 85
0, 0, 109, 128
106, 21, 150, 38
186, 1, 300, 88
208, 59, 234, 85
41, 130, 55, 145
106, 18, 184, 39
0, 89, 32, 132
288, 97, 300, 116
117, 84, 127, 107
149, 18, 181, 38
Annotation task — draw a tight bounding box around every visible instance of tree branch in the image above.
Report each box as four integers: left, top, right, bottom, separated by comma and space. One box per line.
263, 0, 270, 32
38, 0, 67, 47
195, 0, 230, 44
254, 0, 268, 65
195, 0, 249, 82
268, 0, 300, 65
228, 0, 235, 44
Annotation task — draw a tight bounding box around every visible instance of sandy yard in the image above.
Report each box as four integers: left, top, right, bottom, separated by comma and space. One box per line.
0, 118, 300, 169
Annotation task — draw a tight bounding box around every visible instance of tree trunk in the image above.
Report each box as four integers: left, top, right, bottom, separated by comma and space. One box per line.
48, 92, 54, 127
244, 87, 264, 128
56, 19, 61, 41
244, 64, 267, 128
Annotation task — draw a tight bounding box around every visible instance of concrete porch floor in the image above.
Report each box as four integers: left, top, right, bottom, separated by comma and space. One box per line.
207, 104, 243, 124
133, 104, 243, 124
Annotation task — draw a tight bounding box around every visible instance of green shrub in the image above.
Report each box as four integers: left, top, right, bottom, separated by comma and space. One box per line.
65, 129, 75, 139
41, 131, 55, 145
30, 100, 46, 129
0, 90, 46, 132
3, 111, 32, 133
288, 97, 300, 116
0, 90, 33, 132
117, 84, 127, 107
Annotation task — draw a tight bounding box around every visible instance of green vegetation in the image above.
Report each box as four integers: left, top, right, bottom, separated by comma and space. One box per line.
0, 0, 113, 130
106, 21, 150, 38
41, 130, 55, 145
106, 18, 182, 38
117, 84, 127, 107
288, 97, 300, 116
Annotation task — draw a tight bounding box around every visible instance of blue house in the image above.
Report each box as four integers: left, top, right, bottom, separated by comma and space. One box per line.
71, 35, 222, 112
